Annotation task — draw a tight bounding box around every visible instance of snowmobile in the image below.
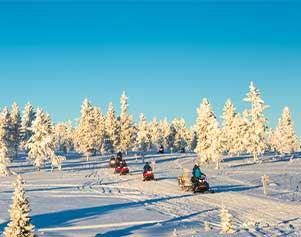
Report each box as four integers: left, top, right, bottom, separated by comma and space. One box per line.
178, 174, 213, 193
114, 160, 129, 175
114, 166, 130, 175
158, 146, 164, 154
109, 156, 117, 168
191, 176, 214, 193
143, 170, 155, 181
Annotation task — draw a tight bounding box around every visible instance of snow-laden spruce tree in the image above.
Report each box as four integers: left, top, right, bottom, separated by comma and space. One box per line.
135, 113, 151, 162
105, 102, 120, 153
268, 128, 277, 152
10, 102, 21, 158
0, 146, 12, 176
26, 108, 55, 170
243, 81, 269, 162
195, 98, 222, 167
4, 175, 35, 237
20, 103, 35, 151
186, 127, 197, 152
168, 124, 176, 152
220, 205, 235, 234
210, 120, 223, 169
221, 99, 237, 155
274, 107, 298, 155
159, 118, 176, 152
148, 117, 162, 151
74, 99, 96, 160
231, 111, 250, 156
54, 121, 74, 153
93, 107, 106, 154
0, 107, 13, 176
119, 91, 135, 154
173, 118, 188, 152
158, 118, 170, 150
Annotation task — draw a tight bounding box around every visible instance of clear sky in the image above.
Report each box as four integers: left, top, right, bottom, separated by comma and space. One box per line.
0, 1, 301, 133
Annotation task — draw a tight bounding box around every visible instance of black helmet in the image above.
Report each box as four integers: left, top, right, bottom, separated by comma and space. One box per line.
145, 162, 149, 165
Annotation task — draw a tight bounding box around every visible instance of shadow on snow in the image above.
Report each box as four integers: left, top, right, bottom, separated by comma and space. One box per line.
0, 194, 192, 232
95, 208, 218, 237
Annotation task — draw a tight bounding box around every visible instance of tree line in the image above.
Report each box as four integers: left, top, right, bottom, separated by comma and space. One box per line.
0, 82, 299, 175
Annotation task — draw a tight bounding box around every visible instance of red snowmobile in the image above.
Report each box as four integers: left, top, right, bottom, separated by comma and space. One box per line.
115, 166, 130, 175
114, 160, 129, 175
143, 170, 155, 181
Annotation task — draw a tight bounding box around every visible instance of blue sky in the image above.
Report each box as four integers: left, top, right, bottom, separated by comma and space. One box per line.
0, 1, 301, 133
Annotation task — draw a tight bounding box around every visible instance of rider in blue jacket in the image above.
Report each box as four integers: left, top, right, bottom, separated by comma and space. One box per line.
192, 163, 202, 179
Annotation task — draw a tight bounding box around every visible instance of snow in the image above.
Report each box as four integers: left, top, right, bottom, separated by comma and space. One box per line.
1, 152, 301, 236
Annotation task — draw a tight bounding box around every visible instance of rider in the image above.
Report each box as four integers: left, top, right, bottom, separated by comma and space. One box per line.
143, 162, 152, 173
120, 160, 127, 168
116, 152, 122, 164
159, 145, 164, 154
192, 163, 203, 180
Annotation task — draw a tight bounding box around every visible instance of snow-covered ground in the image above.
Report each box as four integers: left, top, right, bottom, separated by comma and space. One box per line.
1, 152, 301, 236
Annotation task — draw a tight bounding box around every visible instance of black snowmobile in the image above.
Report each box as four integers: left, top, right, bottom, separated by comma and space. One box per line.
191, 176, 214, 193
158, 145, 164, 154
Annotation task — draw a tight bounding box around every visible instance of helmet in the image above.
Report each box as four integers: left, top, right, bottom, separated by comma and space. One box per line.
195, 163, 199, 166
145, 162, 149, 165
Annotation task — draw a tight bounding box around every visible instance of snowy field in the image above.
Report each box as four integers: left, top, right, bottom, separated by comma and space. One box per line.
1, 152, 301, 237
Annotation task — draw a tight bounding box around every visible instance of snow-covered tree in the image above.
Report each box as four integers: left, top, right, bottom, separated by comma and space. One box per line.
221, 99, 237, 155
158, 118, 169, 150
186, 127, 197, 152
135, 113, 151, 162
268, 128, 277, 152
93, 107, 106, 154
195, 98, 222, 168
0, 107, 13, 176
104, 102, 120, 153
231, 111, 249, 156
20, 103, 35, 151
4, 175, 35, 237
173, 118, 188, 152
50, 155, 66, 172
0, 146, 12, 176
54, 121, 74, 153
119, 91, 135, 154
220, 205, 235, 234
158, 118, 176, 152
10, 102, 21, 158
210, 121, 223, 169
26, 108, 55, 170
149, 117, 163, 151
74, 99, 96, 160
274, 107, 298, 155
243, 81, 269, 162
195, 98, 214, 164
